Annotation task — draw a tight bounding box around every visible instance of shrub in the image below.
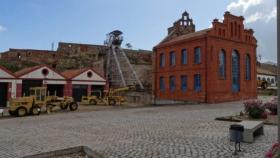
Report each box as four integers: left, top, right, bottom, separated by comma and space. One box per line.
265, 143, 280, 158
243, 99, 264, 119
264, 97, 278, 115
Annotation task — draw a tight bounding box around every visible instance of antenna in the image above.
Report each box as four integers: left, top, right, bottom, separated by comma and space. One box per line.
51, 42, 54, 51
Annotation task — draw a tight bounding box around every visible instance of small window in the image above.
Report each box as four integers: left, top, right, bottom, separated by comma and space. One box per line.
181, 75, 187, 92
87, 71, 93, 78
194, 47, 201, 64
245, 54, 251, 80
219, 50, 226, 79
170, 51, 176, 66
159, 53, 165, 68
17, 53, 21, 59
194, 74, 201, 92
181, 49, 187, 65
267, 78, 271, 83
159, 77, 165, 92
271, 78, 275, 84
169, 76, 176, 92
42, 69, 49, 76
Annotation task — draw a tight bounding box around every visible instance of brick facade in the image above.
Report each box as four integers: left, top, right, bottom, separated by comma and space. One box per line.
153, 11, 257, 103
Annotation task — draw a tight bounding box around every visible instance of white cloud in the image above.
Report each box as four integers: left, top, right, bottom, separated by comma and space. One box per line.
244, 7, 276, 23
227, 0, 276, 24
266, 7, 277, 22
245, 12, 263, 23
226, 0, 277, 63
227, 0, 264, 13
0, 25, 6, 32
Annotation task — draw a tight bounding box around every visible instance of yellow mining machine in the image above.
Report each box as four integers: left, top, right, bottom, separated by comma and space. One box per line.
8, 87, 78, 117
81, 86, 135, 106
257, 79, 268, 89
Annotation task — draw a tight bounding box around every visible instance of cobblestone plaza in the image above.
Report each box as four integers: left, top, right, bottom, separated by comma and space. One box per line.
0, 102, 276, 158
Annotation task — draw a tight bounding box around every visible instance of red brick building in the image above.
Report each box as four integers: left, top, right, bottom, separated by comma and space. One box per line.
153, 11, 257, 103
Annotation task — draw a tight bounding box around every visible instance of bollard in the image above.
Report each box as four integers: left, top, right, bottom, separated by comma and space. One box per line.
229, 124, 244, 155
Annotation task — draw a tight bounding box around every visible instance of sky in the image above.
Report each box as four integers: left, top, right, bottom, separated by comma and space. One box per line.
0, 0, 277, 62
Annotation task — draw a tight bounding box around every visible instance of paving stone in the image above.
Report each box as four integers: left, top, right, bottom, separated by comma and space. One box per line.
0, 101, 276, 158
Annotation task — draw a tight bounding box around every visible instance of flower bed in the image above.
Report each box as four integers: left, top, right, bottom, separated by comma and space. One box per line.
243, 97, 278, 119
264, 97, 278, 115
243, 99, 264, 119
265, 143, 280, 158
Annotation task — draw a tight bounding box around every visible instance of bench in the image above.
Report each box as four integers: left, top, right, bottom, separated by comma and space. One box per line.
0, 109, 3, 117
237, 121, 264, 143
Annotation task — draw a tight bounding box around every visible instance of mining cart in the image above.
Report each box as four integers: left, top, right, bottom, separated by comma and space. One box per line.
8, 87, 78, 117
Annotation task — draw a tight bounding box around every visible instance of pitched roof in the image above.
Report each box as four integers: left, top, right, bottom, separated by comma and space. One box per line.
61, 68, 88, 79
157, 29, 210, 47
61, 68, 106, 80
0, 65, 16, 78
14, 65, 42, 77
257, 67, 276, 76
14, 65, 66, 79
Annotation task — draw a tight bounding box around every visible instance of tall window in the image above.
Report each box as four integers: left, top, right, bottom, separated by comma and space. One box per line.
181, 49, 187, 65
181, 75, 187, 92
170, 51, 176, 66
232, 50, 240, 92
194, 47, 201, 64
272, 78, 275, 84
159, 77, 165, 91
194, 74, 201, 92
159, 53, 165, 68
169, 76, 176, 92
245, 54, 251, 80
219, 50, 226, 79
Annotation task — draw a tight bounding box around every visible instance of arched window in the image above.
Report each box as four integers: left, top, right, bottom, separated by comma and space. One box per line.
194, 47, 201, 64
170, 51, 176, 66
219, 50, 226, 79
267, 78, 271, 83
194, 74, 201, 92
245, 54, 251, 80
232, 50, 240, 92
159, 53, 165, 68
181, 49, 187, 65
159, 77, 165, 91
169, 76, 176, 92
271, 78, 275, 84
181, 75, 187, 92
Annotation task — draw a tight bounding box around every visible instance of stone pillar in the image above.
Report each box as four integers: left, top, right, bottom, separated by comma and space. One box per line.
87, 85, 91, 96
16, 83, 22, 97
7, 82, 12, 101
63, 81, 72, 97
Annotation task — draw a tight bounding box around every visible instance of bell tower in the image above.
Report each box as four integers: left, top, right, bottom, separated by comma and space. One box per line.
167, 11, 195, 37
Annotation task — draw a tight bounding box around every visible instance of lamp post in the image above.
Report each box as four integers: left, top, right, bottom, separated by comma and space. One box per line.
277, 0, 280, 144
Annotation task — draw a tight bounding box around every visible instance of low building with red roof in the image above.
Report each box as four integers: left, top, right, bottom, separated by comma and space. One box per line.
14, 65, 66, 97
61, 68, 106, 102
257, 67, 277, 87
0, 65, 19, 107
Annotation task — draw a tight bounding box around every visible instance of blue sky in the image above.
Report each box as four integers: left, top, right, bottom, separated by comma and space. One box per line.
0, 0, 277, 62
